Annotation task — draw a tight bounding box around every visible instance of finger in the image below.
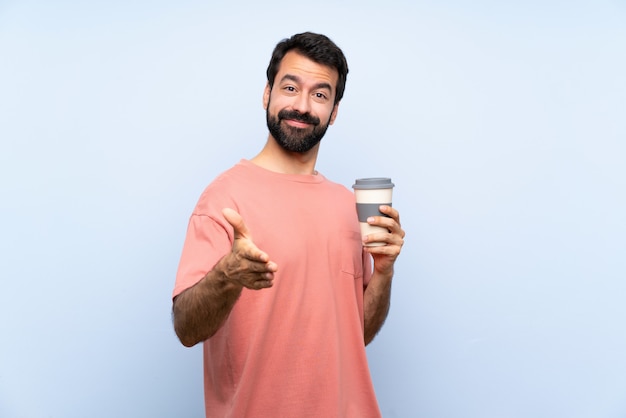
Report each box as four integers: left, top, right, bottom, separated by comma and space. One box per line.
363, 224, 404, 246
379, 205, 400, 224
365, 240, 403, 257
242, 259, 277, 273
367, 215, 397, 234
239, 268, 276, 290
265, 261, 278, 272
247, 277, 274, 290
234, 238, 278, 267
222, 208, 251, 240
371, 207, 405, 237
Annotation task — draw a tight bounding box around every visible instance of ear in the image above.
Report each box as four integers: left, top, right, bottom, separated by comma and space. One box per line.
329, 102, 340, 125
263, 83, 271, 110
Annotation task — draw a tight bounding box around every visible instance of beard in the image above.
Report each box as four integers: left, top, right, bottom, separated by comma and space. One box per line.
266, 106, 331, 153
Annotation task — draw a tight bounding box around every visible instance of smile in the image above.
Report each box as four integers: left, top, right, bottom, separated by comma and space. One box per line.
283, 118, 313, 128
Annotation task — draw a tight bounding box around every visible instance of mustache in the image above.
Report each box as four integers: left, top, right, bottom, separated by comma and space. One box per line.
278, 109, 320, 125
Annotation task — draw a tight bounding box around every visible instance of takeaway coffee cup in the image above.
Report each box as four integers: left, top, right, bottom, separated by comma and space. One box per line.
352, 178, 394, 247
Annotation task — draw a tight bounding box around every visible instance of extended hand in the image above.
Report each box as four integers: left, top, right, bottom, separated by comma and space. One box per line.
363, 205, 405, 276
217, 208, 278, 290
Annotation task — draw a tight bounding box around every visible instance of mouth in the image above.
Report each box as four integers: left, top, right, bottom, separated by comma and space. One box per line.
277, 109, 320, 128
283, 118, 312, 129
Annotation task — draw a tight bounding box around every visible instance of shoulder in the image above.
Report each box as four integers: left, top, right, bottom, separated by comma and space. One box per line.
193, 162, 251, 216
320, 176, 354, 199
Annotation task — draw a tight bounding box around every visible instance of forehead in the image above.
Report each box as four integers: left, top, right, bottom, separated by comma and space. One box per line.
275, 51, 339, 90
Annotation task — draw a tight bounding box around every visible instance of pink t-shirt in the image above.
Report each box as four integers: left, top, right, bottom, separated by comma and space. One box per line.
174, 160, 380, 418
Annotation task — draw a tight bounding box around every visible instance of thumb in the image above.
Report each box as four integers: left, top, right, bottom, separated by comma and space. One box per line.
222, 208, 251, 240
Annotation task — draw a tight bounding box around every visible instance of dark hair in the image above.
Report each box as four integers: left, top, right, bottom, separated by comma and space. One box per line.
266, 32, 349, 105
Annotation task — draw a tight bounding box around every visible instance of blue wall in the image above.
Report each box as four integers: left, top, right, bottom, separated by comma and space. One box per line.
1, 1, 625, 417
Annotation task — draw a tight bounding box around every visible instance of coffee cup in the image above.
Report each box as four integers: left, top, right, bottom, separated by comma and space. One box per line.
352, 178, 394, 247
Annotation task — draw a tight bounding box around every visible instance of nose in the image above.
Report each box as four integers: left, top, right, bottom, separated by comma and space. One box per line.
291, 92, 312, 115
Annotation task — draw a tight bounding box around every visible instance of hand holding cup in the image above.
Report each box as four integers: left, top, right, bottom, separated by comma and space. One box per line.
352, 178, 394, 247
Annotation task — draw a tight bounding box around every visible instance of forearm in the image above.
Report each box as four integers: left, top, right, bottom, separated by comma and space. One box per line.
173, 262, 243, 347
363, 270, 393, 345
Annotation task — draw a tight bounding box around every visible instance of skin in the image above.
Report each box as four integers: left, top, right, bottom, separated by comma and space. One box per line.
253, 50, 339, 175
172, 51, 405, 347
172, 208, 278, 347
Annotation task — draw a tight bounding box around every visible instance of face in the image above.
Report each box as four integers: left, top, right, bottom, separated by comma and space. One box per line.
264, 51, 340, 153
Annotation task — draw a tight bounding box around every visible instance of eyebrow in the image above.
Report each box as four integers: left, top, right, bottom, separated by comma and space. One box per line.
279, 74, 333, 92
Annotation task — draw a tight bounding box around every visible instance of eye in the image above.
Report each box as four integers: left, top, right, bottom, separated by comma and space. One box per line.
314, 92, 329, 102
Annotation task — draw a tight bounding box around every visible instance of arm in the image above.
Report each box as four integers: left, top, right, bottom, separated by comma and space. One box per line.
362, 205, 405, 345
173, 208, 278, 347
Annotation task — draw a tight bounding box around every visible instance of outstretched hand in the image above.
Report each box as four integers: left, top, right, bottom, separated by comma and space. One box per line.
218, 208, 278, 290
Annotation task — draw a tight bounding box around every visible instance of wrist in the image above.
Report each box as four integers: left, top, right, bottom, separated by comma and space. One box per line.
373, 267, 394, 281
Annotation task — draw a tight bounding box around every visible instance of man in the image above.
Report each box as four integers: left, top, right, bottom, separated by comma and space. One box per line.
172, 32, 405, 418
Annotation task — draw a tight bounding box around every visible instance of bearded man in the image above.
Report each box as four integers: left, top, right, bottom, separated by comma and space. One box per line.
172, 32, 405, 418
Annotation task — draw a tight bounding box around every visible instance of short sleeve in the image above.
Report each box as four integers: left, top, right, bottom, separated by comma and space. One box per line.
172, 214, 233, 298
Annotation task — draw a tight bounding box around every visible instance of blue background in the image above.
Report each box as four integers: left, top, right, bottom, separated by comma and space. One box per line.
1, 1, 625, 417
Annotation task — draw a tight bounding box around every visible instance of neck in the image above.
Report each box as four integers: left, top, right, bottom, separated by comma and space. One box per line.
250, 136, 320, 175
